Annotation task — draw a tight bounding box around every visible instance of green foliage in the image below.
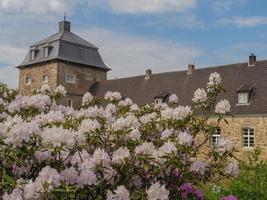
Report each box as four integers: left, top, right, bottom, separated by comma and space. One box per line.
204, 148, 267, 200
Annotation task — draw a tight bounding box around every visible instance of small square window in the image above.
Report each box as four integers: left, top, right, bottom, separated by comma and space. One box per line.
66, 74, 76, 83
43, 75, 49, 83
26, 77, 32, 85
243, 128, 254, 148
238, 93, 248, 104
211, 127, 221, 146
67, 99, 73, 107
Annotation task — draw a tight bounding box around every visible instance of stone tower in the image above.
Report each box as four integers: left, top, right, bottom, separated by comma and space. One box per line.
17, 20, 110, 108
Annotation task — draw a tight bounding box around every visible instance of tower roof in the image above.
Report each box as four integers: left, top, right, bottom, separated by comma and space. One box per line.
17, 20, 110, 71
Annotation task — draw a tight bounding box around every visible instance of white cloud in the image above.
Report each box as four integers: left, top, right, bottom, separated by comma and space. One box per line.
77, 27, 202, 79
219, 16, 267, 27
104, 0, 197, 14
212, 0, 247, 13
147, 14, 204, 29
0, 45, 26, 65
0, 0, 77, 14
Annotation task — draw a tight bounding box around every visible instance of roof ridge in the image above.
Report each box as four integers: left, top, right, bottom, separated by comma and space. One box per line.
102, 59, 267, 82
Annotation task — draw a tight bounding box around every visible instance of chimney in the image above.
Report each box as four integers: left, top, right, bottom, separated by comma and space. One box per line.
145, 69, 152, 80
187, 64, 195, 74
59, 20, 71, 32
248, 53, 256, 66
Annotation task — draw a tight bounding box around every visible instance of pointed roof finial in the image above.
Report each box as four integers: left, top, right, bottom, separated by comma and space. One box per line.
64, 12, 66, 21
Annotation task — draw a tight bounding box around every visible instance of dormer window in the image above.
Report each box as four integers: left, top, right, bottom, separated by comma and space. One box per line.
43, 44, 52, 58
236, 84, 255, 105
30, 50, 36, 61
154, 90, 169, 103
29, 47, 39, 61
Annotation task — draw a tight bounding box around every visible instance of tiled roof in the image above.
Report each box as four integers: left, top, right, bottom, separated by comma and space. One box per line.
17, 21, 110, 71
90, 60, 267, 115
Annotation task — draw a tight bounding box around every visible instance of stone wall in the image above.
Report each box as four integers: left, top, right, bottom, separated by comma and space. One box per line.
209, 115, 267, 160
19, 60, 107, 108
57, 61, 107, 108
18, 61, 58, 95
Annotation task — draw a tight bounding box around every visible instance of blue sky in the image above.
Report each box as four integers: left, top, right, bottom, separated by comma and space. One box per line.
1, 0, 267, 88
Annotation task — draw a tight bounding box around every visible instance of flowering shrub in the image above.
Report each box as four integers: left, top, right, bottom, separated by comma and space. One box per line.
0, 73, 238, 199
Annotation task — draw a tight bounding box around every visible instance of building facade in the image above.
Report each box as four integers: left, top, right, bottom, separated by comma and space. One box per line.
17, 21, 267, 159
17, 20, 109, 107
89, 55, 267, 159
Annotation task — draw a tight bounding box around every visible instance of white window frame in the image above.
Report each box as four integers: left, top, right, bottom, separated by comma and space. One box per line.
211, 127, 221, 146
66, 74, 76, 83
67, 99, 73, 107
238, 92, 248, 104
30, 50, 37, 61
26, 77, 32, 85
43, 75, 49, 83
44, 47, 50, 58
243, 128, 254, 148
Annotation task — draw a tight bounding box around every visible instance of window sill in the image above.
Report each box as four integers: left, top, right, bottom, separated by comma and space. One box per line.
236, 103, 250, 106
243, 147, 254, 150
66, 81, 76, 84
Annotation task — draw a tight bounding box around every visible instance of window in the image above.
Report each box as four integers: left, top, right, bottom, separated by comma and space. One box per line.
155, 99, 162, 104
30, 51, 36, 61
211, 128, 221, 146
44, 47, 49, 58
85, 73, 95, 81
243, 128, 254, 148
66, 74, 75, 83
67, 99, 73, 107
43, 75, 49, 83
238, 93, 248, 104
26, 77, 32, 85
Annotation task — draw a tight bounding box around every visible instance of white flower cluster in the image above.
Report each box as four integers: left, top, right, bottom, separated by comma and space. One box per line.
215, 138, 233, 154
54, 85, 67, 96
7, 94, 51, 113
161, 106, 191, 120
80, 118, 101, 133
192, 88, 207, 103
82, 92, 94, 105
105, 91, 122, 101
1, 119, 40, 147
208, 72, 222, 86
118, 97, 133, 107
168, 94, 178, 104
107, 185, 130, 200
147, 182, 169, 200
215, 99, 231, 114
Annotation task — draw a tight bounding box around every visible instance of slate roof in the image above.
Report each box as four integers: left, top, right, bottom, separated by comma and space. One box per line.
89, 60, 267, 115
17, 21, 110, 71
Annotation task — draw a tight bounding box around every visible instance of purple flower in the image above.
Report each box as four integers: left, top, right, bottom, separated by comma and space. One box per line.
193, 188, 204, 200
220, 195, 237, 200
179, 183, 204, 200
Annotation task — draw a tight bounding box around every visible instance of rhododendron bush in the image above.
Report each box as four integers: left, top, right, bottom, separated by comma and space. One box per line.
0, 73, 238, 200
